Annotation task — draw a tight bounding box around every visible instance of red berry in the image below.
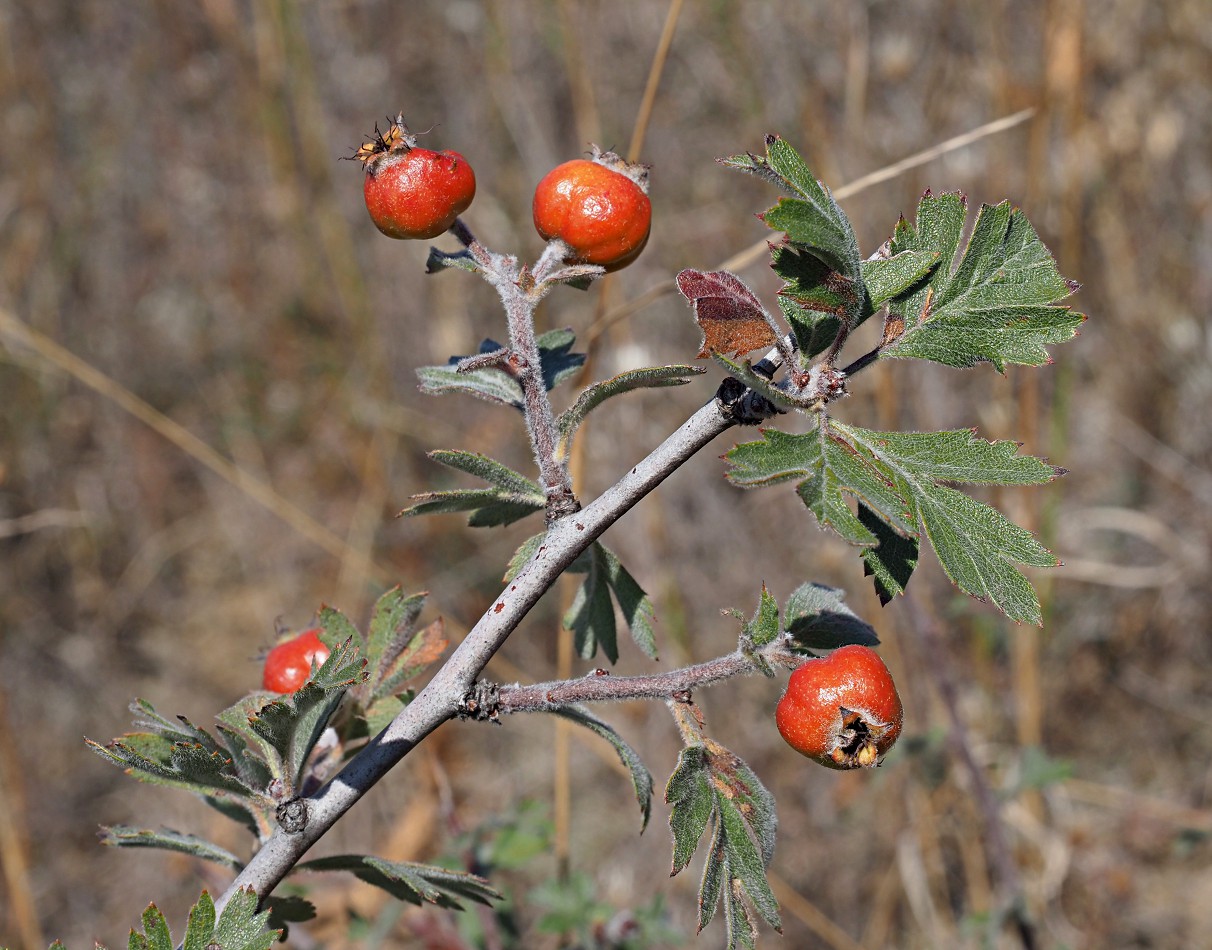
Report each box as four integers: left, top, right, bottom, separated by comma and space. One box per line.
775, 645, 903, 770
356, 115, 475, 240
262, 628, 331, 694
532, 147, 651, 271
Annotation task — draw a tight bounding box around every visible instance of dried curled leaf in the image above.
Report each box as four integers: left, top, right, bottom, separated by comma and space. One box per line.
677, 269, 778, 358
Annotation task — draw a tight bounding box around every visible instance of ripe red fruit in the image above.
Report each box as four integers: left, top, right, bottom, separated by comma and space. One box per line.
262, 628, 331, 694
775, 645, 903, 770
356, 115, 476, 240
532, 147, 651, 271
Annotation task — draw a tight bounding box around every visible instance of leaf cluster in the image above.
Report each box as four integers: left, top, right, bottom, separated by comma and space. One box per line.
409, 328, 701, 661
666, 740, 780, 950
736, 581, 879, 662
87, 588, 494, 924
682, 136, 1083, 624
48, 889, 277, 950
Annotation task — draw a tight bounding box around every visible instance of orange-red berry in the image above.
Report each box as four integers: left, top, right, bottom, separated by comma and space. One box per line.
775, 645, 903, 770
262, 628, 331, 694
356, 115, 475, 240
533, 149, 651, 271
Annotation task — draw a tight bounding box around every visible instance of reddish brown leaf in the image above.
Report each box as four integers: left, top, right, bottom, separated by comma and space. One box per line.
676, 268, 778, 358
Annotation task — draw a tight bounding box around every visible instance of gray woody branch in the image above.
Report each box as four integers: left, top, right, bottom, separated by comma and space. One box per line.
214, 391, 761, 915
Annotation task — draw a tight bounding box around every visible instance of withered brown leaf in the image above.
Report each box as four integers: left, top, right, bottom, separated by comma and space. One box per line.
676, 268, 778, 358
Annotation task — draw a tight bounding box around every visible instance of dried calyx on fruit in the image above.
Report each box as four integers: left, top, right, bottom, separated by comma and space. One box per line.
775, 644, 903, 769
355, 114, 476, 240
533, 145, 652, 271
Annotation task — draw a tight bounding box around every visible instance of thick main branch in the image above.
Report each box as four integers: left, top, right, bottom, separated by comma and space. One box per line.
214, 395, 742, 914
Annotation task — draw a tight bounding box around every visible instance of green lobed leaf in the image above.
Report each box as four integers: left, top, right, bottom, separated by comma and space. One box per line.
550, 705, 654, 831
706, 746, 778, 869
698, 817, 726, 933
398, 489, 545, 527
665, 745, 713, 876
882, 192, 1084, 371
364, 587, 446, 700
263, 895, 317, 941
399, 451, 545, 527
214, 723, 274, 793
563, 542, 658, 661
316, 603, 361, 649
602, 545, 658, 659
98, 705, 269, 832
169, 743, 249, 794
213, 886, 280, 950
416, 338, 521, 407
746, 584, 781, 647
536, 327, 587, 391
128, 700, 212, 745
376, 618, 445, 700
725, 424, 914, 546
717, 802, 782, 937
840, 426, 1065, 485
771, 244, 860, 361
666, 742, 780, 946
86, 734, 252, 800
861, 249, 942, 307
181, 891, 216, 950
217, 695, 279, 780
100, 826, 243, 869
756, 137, 861, 277
782, 582, 879, 651
564, 544, 618, 662
138, 903, 173, 950
428, 450, 544, 495
725, 421, 1060, 622
416, 361, 523, 407
295, 855, 501, 910
556, 365, 704, 448
859, 502, 920, 604
836, 421, 1061, 623
201, 794, 262, 839
417, 331, 586, 405
367, 587, 422, 680
363, 694, 407, 737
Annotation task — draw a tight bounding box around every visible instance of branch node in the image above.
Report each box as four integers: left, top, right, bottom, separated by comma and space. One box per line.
276, 798, 309, 836
715, 377, 782, 425
460, 680, 502, 722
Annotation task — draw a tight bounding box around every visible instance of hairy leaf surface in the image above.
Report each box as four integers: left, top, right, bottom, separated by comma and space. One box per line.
725, 422, 1061, 623
881, 192, 1084, 370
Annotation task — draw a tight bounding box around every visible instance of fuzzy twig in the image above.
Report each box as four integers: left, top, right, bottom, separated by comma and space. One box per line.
491, 642, 801, 714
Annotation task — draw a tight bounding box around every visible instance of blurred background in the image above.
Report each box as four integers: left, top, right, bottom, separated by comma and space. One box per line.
2, 1, 1210, 947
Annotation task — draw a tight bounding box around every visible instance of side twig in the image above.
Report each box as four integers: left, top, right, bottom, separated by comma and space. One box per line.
490, 642, 802, 714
